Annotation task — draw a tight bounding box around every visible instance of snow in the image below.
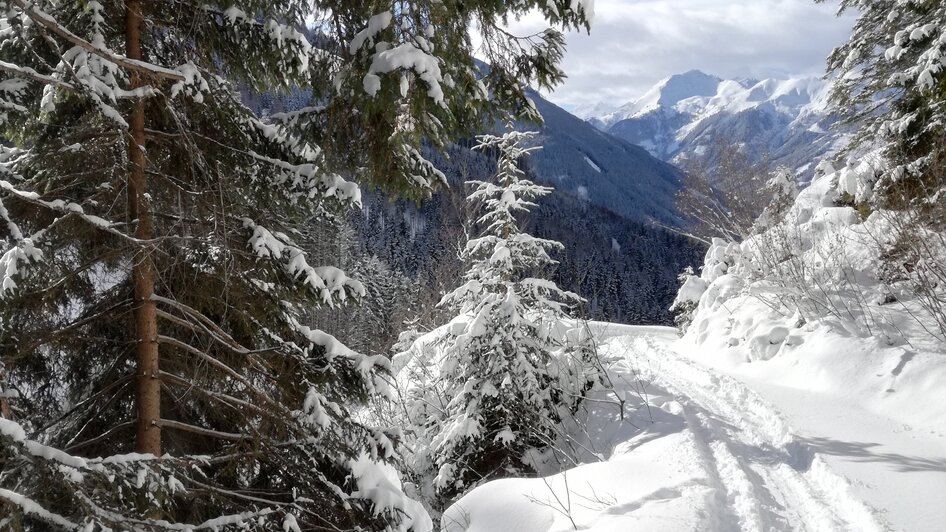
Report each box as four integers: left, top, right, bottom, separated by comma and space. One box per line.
0, 489, 79, 530
169, 61, 210, 103
364, 42, 445, 104
583, 70, 843, 175
282, 514, 302, 532
243, 218, 366, 304
442, 324, 946, 531
350, 12, 393, 54
570, 100, 616, 120
672, 274, 708, 306
348, 453, 434, 531
444, 424, 710, 532
604, 70, 722, 121
0, 418, 27, 441
440, 161, 946, 526
583, 156, 601, 172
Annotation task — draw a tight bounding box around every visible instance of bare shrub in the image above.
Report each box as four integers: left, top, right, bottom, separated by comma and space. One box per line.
876, 142, 946, 341
675, 136, 774, 242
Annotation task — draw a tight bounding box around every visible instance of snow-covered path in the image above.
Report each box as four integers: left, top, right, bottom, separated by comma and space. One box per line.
642, 331, 946, 532
621, 331, 887, 531
443, 325, 946, 531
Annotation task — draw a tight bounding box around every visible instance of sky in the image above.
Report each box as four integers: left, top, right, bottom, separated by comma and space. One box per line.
502, 0, 856, 110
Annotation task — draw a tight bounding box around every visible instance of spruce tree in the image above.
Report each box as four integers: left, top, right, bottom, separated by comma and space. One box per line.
0, 0, 420, 528
824, 0, 946, 207
394, 125, 603, 507
270, 0, 595, 198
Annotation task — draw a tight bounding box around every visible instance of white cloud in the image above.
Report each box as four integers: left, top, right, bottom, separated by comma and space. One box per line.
501, 0, 855, 109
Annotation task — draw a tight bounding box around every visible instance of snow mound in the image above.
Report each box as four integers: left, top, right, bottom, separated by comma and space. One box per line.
443, 431, 710, 532
669, 159, 946, 529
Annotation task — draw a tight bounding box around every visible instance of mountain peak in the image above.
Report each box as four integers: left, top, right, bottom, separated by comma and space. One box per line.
604, 70, 722, 122
676, 69, 718, 80
577, 71, 840, 182
653, 70, 722, 106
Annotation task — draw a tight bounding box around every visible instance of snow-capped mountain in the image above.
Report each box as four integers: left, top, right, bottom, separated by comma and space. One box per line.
597, 69, 723, 125
579, 70, 845, 181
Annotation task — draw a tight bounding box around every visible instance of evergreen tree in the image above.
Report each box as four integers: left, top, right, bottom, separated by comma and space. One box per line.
0, 0, 595, 529
269, 0, 595, 198
0, 0, 421, 529
824, 0, 946, 208
394, 125, 603, 508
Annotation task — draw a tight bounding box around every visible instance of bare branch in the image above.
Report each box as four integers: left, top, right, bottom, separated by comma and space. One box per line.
152, 418, 251, 441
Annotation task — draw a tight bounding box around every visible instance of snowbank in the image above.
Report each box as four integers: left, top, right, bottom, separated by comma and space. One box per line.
675, 161, 946, 432
440, 327, 728, 532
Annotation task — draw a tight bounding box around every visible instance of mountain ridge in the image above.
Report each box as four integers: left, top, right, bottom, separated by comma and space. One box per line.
576, 70, 845, 181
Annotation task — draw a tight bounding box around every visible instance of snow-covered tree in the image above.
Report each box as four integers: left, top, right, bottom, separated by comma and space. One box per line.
754, 167, 800, 230
0, 0, 436, 529
825, 0, 946, 207
394, 125, 602, 507
273, 0, 595, 197
823, 1, 946, 339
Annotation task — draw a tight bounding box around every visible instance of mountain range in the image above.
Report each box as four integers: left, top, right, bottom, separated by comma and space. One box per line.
574, 69, 846, 182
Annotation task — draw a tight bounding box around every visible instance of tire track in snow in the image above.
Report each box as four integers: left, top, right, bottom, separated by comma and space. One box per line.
624, 334, 889, 532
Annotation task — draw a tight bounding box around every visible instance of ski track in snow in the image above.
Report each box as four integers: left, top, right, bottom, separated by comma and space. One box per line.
609, 329, 890, 532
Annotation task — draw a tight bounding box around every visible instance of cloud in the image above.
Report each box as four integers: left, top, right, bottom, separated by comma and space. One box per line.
501, 0, 855, 109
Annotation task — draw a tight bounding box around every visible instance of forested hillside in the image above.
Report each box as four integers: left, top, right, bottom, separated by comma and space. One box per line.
248, 88, 704, 350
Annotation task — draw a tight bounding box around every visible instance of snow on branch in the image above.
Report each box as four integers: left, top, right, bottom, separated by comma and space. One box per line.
0, 197, 42, 295
0, 488, 80, 530
205, 5, 314, 77
0, 177, 148, 245
242, 218, 366, 305
0, 60, 74, 90
349, 11, 393, 54
290, 318, 394, 398
543, 0, 596, 24
364, 42, 446, 104
10, 0, 185, 82
246, 150, 362, 205
354, 9, 446, 105
398, 144, 448, 189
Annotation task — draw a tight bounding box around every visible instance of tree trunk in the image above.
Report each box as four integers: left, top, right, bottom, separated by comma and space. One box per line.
126, 0, 160, 457
0, 367, 11, 420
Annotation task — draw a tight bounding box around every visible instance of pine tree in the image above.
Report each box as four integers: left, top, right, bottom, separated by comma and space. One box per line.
0, 1, 425, 528
394, 125, 603, 507
824, 0, 946, 208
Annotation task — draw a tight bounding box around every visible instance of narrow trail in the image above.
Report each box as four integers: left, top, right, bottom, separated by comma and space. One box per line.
609, 330, 890, 532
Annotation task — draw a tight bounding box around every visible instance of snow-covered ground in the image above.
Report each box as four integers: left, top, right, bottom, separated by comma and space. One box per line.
442, 324, 946, 531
